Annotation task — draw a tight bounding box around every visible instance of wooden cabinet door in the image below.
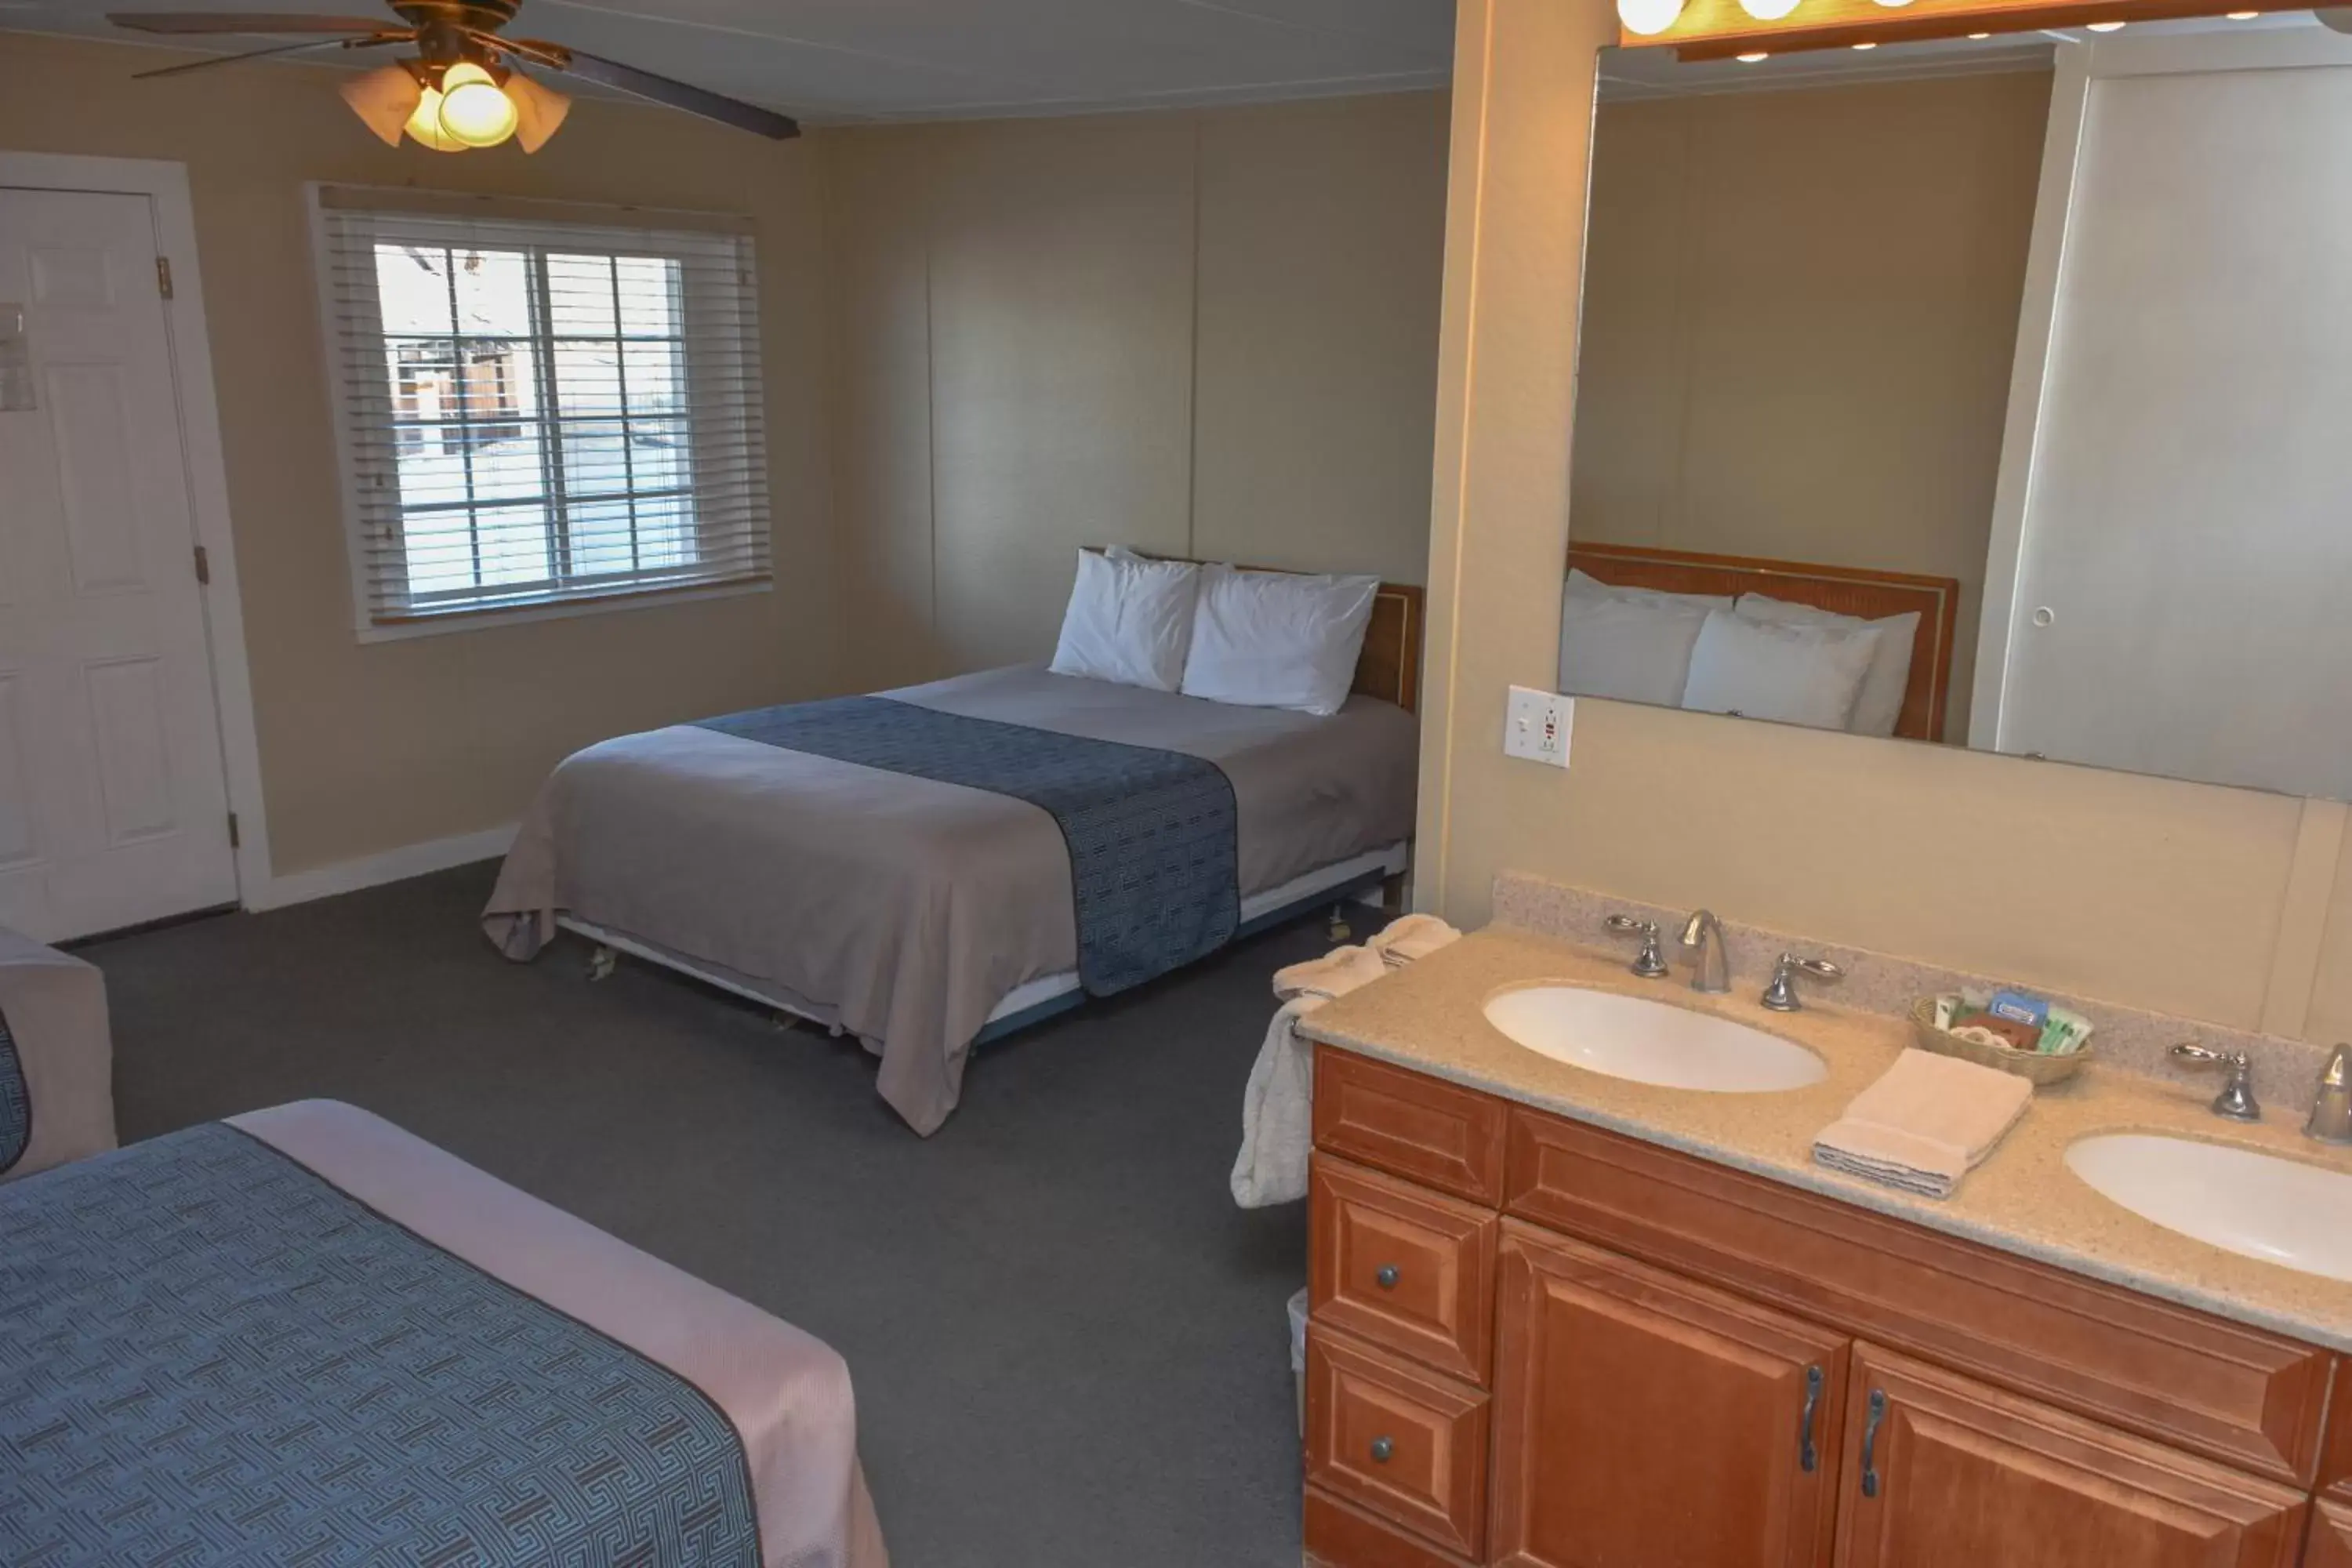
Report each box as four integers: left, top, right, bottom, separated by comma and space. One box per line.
2307, 1501, 2352, 1568
1833, 1345, 2307, 1568
1487, 1222, 1848, 1568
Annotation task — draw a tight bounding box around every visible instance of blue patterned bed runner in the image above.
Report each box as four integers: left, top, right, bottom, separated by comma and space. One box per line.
699, 695, 1240, 996
0, 1008, 26, 1176
0, 1123, 759, 1567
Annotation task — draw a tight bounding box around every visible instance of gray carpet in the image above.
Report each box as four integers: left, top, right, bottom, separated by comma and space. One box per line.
78, 862, 1327, 1567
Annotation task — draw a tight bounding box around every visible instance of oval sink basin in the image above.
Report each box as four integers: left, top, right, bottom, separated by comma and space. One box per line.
2066, 1134, 2352, 1283
1482, 986, 1828, 1093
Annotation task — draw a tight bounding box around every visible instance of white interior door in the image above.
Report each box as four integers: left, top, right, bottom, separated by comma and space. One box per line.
0, 188, 238, 941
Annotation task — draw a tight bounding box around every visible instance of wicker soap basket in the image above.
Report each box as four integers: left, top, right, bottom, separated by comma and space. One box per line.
1907, 996, 2092, 1087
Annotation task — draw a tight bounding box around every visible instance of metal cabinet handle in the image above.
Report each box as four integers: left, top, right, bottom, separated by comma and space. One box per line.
1860, 1389, 1888, 1497
1798, 1364, 1823, 1473
1370, 1436, 1395, 1464
1374, 1264, 1400, 1290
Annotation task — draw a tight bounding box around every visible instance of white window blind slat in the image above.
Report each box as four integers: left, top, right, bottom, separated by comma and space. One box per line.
313, 192, 771, 629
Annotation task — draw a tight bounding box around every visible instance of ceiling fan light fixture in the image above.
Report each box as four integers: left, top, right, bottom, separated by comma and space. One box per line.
435, 60, 519, 148
505, 67, 572, 154
339, 60, 422, 148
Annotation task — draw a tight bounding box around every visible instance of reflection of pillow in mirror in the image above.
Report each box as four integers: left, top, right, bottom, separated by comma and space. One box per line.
1682, 610, 1881, 731
1567, 568, 1734, 611
1558, 593, 1715, 707
1734, 594, 1920, 738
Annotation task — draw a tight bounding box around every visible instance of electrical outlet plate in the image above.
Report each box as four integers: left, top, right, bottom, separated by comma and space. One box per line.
1505, 685, 1573, 768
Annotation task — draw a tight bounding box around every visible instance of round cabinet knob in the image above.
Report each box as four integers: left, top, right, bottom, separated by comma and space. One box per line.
1370, 1436, 1395, 1464
1375, 1265, 1400, 1290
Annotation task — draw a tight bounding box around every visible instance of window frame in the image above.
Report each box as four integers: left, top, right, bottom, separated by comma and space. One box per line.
306, 186, 773, 642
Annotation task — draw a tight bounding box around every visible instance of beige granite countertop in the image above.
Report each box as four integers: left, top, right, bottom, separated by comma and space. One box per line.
1301, 924, 2352, 1354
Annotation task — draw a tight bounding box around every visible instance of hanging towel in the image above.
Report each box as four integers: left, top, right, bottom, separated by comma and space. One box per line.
1812, 1048, 2034, 1200
1233, 914, 1461, 1208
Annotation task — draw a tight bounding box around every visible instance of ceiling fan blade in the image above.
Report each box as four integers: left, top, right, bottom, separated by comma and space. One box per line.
107, 13, 389, 34
537, 45, 800, 140
131, 34, 400, 78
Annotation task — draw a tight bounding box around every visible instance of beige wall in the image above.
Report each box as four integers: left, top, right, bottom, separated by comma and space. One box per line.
1573, 71, 2051, 739
823, 93, 1448, 689
1422, 0, 2352, 1046
0, 33, 837, 877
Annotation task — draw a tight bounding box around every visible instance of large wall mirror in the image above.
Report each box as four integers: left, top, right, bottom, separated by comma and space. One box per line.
1561, 20, 2352, 803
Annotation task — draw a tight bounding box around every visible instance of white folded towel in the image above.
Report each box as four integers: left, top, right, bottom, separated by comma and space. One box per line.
1232, 913, 1462, 1209
1812, 1048, 2033, 1200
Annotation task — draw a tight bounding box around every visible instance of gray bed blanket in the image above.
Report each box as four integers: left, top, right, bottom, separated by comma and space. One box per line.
485, 666, 1417, 1134
696, 697, 1238, 997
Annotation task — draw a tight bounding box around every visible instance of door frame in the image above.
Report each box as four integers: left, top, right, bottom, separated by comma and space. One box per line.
0, 151, 272, 911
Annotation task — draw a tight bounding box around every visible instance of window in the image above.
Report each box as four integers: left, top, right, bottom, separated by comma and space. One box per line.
312, 189, 770, 632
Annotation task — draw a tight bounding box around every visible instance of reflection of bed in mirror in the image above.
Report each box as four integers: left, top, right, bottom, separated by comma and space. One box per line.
1563, 542, 1962, 742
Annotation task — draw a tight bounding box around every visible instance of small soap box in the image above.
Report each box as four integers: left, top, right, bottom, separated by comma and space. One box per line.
1908, 989, 2095, 1087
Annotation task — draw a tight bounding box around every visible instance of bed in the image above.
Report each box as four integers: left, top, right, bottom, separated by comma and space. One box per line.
1, 1099, 886, 1567
484, 576, 1424, 1136
1566, 541, 1962, 741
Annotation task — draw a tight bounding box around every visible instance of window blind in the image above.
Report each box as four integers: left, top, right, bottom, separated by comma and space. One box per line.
314, 192, 771, 627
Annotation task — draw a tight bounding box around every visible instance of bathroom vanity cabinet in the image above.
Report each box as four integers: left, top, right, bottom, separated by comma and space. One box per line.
1303, 1046, 2334, 1568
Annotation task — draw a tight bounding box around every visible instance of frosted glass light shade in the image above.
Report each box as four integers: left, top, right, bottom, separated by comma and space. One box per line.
341, 63, 423, 148
437, 62, 518, 148
1739, 0, 1802, 20
404, 87, 468, 152
1617, 0, 1686, 35
506, 69, 572, 154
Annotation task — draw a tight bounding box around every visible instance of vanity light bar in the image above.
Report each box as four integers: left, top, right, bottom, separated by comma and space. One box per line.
1621, 0, 2296, 61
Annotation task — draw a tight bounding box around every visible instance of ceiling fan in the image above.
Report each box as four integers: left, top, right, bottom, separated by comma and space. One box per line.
107, 2, 800, 154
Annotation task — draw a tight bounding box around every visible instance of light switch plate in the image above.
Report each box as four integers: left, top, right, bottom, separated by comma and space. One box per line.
1504, 686, 1573, 768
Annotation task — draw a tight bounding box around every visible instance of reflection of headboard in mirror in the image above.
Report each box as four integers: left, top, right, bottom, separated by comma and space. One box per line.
1566, 542, 1961, 742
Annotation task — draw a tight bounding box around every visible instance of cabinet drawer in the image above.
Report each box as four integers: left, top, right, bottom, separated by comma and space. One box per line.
1304, 1487, 1475, 1568
1313, 1045, 1508, 1206
1312, 1156, 1498, 1384
1504, 1105, 2333, 1486
1836, 1345, 2307, 1568
1305, 1326, 1490, 1560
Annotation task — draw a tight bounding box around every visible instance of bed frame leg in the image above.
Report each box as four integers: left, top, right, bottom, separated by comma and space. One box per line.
1327, 902, 1353, 943
587, 944, 618, 982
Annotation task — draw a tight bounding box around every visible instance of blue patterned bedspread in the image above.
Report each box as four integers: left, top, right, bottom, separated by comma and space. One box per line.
0, 1123, 759, 1567
0, 1008, 25, 1176
700, 695, 1240, 996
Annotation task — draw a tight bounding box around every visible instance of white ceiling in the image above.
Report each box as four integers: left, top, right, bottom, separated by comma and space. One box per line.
1, 0, 1457, 124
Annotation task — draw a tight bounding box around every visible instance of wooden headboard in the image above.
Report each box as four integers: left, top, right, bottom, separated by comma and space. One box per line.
1089, 550, 1425, 714
1566, 541, 1960, 741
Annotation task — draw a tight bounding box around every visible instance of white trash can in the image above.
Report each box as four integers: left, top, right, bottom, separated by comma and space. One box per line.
1287, 1286, 1310, 1436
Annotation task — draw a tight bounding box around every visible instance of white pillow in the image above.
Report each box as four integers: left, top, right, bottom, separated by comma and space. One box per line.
1735, 593, 1921, 738
1556, 591, 1715, 708
1680, 609, 1881, 731
1048, 548, 1200, 692
1566, 568, 1733, 612
1178, 565, 1381, 717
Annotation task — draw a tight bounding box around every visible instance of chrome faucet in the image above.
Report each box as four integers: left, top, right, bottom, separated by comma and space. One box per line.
2307, 1045, 2352, 1145
1679, 909, 1731, 995
2172, 1043, 2261, 1123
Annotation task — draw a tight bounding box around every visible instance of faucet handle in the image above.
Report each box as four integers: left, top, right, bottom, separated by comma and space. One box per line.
1603, 914, 1670, 979
2172, 1042, 2262, 1123
1760, 953, 1843, 1013
2308, 1045, 2352, 1145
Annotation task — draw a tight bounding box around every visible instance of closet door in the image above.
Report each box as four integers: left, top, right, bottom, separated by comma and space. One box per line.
1833, 1345, 2304, 1568
1487, 1224, 1846, 1568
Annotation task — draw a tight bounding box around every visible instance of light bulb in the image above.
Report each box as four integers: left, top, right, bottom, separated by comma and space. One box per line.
1737, 0, 1798, 20
2226, 8, 2258, 14
1850, 39, 1878, 48
437, 61, 518, 148
405, 88, 467, 152
2085, 18, 2125, 28
1617, 0, 1685, 36
1872, 0, 1915, 8
1968, 30, 1991, 37
1736, 49, 1769, 60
